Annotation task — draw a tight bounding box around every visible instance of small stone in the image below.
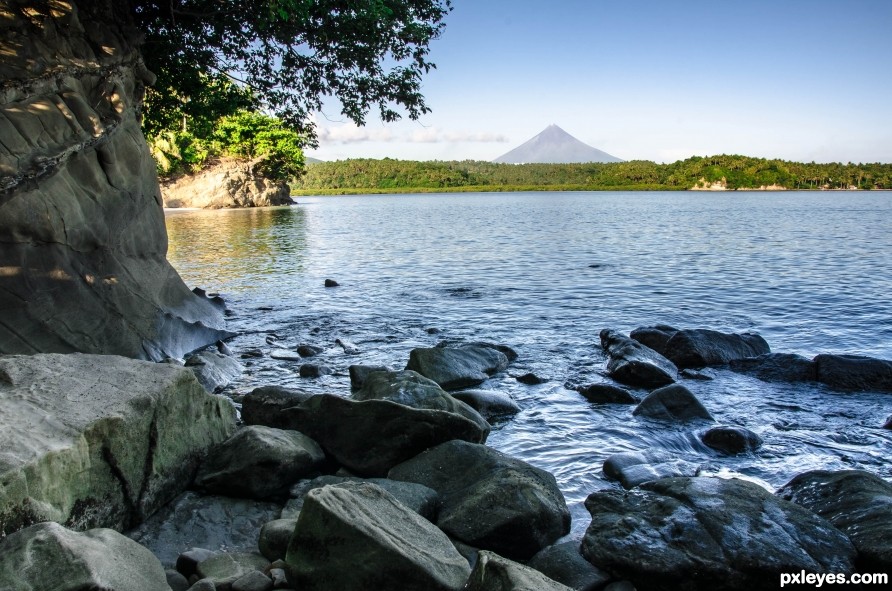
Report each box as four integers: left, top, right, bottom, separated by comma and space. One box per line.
516, 372, 546, 385
324, 279, 339, 287
299, 364, 333, 378
297, 345, 323, 357
577, 383, 637, 404
426, 327, 441, 334
702, 426, 763, 454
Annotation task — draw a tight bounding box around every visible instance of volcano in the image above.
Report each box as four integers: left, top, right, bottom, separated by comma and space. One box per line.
493, 124, 622, 164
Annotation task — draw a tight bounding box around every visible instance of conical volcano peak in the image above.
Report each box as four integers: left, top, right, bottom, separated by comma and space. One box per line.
494, 125, 622, 164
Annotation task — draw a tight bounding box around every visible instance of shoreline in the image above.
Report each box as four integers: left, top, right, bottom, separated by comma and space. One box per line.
290, 186, 887, 197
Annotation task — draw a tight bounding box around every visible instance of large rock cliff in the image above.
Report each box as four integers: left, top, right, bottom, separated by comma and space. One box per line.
162, 158, 294, 209
0, 0, 231, 360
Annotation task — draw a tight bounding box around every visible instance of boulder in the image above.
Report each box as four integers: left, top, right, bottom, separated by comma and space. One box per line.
581, 477, 856, 591
287, 475, 439, 521
128, 492, 281, 568
185, 349, 244, 392
195, 425, 325, 500
451, 389, 522, 421
0, 354, 235, 536
603, 450, 700, 489
701, 426, 763, 454
527, 542, 611, 591
813, 354, 892, 392
0, 522, 170, 591
196, 552, 270, 589
599, 329, 677, 388
577, 383, 637, 404
389, 440, 570, 560
162, 158, 292, 209
298, 363, 333, 378
280, 394, 489, 476
628, 325, 678, 353
285, 482, 471, 591
436, 341, 520, 363
240, 385, 314, 429
406, 345, 510, 390
632, 384, 714, 422
176, 548, 219, 579
297, 344, 324, 357
656, 328, 770, 368
0, 0, 231, 360
777, 470, 892, 571
258, 518, 298, 561
232, 570, 274, 591
465, 550, 575, 591
729, 353, 816, 383
348, 364, 391, 391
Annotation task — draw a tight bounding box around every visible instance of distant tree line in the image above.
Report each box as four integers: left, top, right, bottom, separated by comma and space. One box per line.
293, 156, 892, 193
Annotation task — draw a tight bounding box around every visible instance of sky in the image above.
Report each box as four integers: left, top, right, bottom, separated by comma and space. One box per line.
306, 0, 892, 164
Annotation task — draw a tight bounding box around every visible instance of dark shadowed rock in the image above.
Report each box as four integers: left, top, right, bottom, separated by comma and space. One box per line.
185, 349, 244, 392
286, 482, 470, 591
603, 450, 700, 489
884, 415, 892, 429
729, 352, 816, 383
466, 550, 575, 591
577, 383, 637, 404
280, 394, 489, 476
581, 477, 856, 591
389, 440, 570, 560
660, 329, 770, 368
296, 344, 324, 357
166, 569, 190, 591
629, 325, 678, 354
407, 345, 510, 390
176, 548, 219, 579
324, 279, 339, 287
451, 389, 521, 421
298, 363, 333, 378
528, 542, 611, 591
777, 470, 892, 571
701, 426, 763, 454
0, 522, 169, 591
600, 329, 677, 388
813, 354, 892, 392
632, 384, 714, 422
287, 475, 439, 521
258, 518, 297, 561
348, 364, 391, 390
241, 385, 314, 429
195, 426, 325, 500
517, 372, 547, 385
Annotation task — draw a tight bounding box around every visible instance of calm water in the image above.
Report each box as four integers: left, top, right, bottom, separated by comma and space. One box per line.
166, 191, 892, 538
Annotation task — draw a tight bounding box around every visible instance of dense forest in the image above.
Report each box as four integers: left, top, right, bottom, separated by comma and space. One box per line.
292, 156, 892, 193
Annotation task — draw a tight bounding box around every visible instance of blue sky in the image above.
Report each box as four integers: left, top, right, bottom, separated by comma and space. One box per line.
307, 0, 892, 163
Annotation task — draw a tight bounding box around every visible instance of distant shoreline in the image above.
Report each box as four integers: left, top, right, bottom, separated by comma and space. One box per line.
291, 185, 886, 197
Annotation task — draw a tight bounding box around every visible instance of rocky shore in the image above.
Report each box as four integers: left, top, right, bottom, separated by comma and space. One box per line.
1, 324, 890, 591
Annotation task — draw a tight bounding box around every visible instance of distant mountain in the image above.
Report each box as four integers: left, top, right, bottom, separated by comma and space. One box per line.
493, 124, 622, 164
305, 156, 324, 164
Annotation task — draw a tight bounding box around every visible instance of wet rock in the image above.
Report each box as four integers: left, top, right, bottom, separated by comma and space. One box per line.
777, 470, 892, 571
286, 482, 471, 591
407, 345, 510, 390
348, 364, 392, 390
517, 372, 547, 385
701, 426, 763, 454
603, 450, 700, 489
679, 368, 714, 381
632, 384, 714, 422
434, 341, 519, 363
0, 354, 235, 536
269, 349, 302, 361
298, 363, 333, 378
527, 542, 611, 591
0, 522, 169, 591
577, 383, 637, 404
389, 440, 570, 560
259, 518, 298, 561
451, 389, 522, 421
186, 349, 245, 392
280, 394, 489, 476
656, 328, 770, 369
629, 325, 678, 354
465, 551, 574, 591
296, 344, 323, 357
324, 278, 340, 287
884, 415, 892, 429
241, 349, 265, 359
581, 477, 856, 591
232, 570, 274, 591
335, 338, 360, 355
729, 352, 816, 382
195, 426, 325, 500
241, 386, 314, 429
813, 354, 892, 392
600, 329, 677, 388
196, 552, 270, 589
288, 475, 439, 521
427, 327, 442, 334
129, 492, 281, 568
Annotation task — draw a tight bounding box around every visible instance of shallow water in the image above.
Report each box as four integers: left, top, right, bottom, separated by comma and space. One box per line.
166, 191, 892, 538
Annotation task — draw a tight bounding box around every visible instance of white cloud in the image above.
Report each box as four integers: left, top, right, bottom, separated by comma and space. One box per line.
315, 123, 394, 144
313, 119, 509, 145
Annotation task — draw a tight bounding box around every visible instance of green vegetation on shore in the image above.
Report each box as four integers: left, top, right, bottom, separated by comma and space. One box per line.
293, 156, 892, 194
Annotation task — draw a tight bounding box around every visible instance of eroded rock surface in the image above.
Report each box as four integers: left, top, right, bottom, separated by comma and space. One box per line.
162, 158, 292, 209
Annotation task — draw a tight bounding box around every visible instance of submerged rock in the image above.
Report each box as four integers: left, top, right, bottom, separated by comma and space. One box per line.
600, 329, 678, 388
577, 383, 637, 404
729, 352, 816, 383
465, 551, 575, 591
389, 440, 570, 560
632, 383, 714, 422
581, 477, 855, 591
406, 345, 510, 390
813, 354, 892, 392
603, 450, 700, 489
701, 425, 763, 454
286, 482, 471, 591
241, 385, 314, 429
777, 469, 892, 571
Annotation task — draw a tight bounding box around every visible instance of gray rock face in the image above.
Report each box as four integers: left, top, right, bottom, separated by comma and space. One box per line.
600, 329, 678, 388
286, 482, 471, 591
288, 475, 439, 521
813, 354, 892, 392
465, 550, 575, 591
777, 470, 892, 571
603, 450, 700, 489
195, 426, 325, 500
577, 383, 637, 404
280, 394, 489, 476
632, 383, 714, 422
0, 522, 169, 591
406, 345, 510, 390
0, 354, 236, 536
648, 328, 771, 369
389, 440, 570, 560
185, 349, 244, 392
701, 425, 763, 454
451, 389, 522, 421
527, 542, 611, 591
0, 0, 231, 360
241, 385, 315, 428
729, 352, 816, 383
581, 477, 856, 591
162, 158, 292, 209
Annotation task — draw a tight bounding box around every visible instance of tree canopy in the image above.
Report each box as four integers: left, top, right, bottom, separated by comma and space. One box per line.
132, 0, 453, 146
